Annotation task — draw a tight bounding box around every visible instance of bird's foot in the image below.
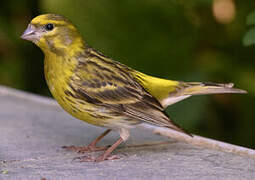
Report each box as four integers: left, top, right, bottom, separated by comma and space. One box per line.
74, 154, 120, 162
62, 145, 109, 153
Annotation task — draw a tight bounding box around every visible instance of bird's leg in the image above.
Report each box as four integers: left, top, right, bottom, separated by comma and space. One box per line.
63, 129, 111, 153
86, 129, 112, 151
80, 137, 124, 162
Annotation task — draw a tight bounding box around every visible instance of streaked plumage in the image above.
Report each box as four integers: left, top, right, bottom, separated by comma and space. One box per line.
21, 14, 247, 161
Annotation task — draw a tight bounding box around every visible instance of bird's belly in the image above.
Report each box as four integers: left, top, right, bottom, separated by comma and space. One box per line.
56, 94, 138, 129
45, 78, 98, 127
48, 83, 130, 128
52, 89, 104, 126
45, 67, 140, 129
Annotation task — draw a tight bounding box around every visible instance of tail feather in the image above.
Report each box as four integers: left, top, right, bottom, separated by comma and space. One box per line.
161, 82, 247, 107
182, 82, 247, 95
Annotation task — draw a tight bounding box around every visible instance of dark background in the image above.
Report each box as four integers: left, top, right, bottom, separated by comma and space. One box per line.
0, 0, 254, 148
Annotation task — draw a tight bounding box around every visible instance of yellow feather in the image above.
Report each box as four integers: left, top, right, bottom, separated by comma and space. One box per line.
133, 71, 179, 102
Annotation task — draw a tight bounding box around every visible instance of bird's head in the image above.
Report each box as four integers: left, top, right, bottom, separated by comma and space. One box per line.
21, 14, 85, 55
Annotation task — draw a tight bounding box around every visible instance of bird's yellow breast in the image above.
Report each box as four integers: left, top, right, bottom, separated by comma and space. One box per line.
44, 52, 104, 126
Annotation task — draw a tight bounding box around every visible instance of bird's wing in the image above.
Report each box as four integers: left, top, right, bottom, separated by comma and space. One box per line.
69, 49, 189, 134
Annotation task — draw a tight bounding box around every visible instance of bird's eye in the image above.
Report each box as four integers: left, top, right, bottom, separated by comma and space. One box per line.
45, 23, 54, 31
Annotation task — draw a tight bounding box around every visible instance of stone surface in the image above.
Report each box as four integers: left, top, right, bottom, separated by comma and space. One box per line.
0, 86, 255, 180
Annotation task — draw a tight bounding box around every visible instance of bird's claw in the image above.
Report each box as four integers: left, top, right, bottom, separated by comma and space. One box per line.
73, 154, 120, 162
62, 145, 109, 153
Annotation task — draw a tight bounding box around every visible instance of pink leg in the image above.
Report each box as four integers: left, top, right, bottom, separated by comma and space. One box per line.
63, 129, 111, 153
80, 137, 124, 162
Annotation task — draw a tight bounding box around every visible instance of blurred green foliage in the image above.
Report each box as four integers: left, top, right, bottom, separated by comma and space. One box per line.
243, 11, 255, 46
0, 0, 254, 148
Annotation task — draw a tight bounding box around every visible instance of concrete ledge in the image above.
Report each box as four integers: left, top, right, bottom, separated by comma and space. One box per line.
0, 85, 255, 180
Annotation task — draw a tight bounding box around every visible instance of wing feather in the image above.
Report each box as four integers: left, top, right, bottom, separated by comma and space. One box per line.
69, 49, 189, 135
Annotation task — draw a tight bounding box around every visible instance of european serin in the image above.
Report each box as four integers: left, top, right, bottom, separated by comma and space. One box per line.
21, 14, 246, 162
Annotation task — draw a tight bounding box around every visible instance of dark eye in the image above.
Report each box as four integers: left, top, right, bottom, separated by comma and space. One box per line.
45, 23, 54, 31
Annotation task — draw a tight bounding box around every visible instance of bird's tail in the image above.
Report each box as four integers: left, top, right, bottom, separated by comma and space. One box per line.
179, 82, 246, 95
133, 72, 246, 107
161, 82, 247, 107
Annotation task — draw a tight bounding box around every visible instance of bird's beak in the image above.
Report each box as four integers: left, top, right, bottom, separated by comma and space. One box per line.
21, 24, 38, 42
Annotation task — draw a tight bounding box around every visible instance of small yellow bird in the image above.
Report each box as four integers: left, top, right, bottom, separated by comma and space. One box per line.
21, 14, 246, 162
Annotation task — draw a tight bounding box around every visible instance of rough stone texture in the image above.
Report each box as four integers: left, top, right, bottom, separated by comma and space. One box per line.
0, 86, 255, 180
